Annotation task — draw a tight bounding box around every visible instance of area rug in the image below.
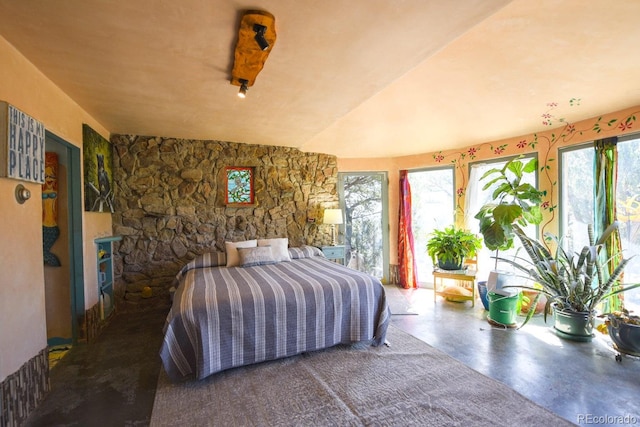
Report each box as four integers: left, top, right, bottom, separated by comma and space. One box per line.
151, 325, 575, 426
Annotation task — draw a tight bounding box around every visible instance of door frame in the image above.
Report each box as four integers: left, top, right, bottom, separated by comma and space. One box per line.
45, 131, 85, 344
338, 171, 390, 282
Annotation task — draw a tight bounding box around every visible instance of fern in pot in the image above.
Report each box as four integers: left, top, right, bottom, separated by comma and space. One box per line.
496, 222, 640, 341
427, 226, 482, 271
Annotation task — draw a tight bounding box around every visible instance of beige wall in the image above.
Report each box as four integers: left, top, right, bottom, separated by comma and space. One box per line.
0, 35, 111, 381
338, 105, 640, 268
2, 27, 639, 382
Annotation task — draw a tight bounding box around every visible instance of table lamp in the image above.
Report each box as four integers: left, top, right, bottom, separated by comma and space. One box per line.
323, 209, 343, 246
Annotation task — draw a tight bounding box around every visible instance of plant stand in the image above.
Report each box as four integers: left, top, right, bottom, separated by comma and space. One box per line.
433, 267, 476, 307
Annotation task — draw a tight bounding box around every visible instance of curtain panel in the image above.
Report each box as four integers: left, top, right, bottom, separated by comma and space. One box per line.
594, 137, 623, 311
398, 170, 417, 289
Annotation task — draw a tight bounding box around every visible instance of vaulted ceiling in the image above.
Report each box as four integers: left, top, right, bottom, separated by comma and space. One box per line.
1, 0, 639, 158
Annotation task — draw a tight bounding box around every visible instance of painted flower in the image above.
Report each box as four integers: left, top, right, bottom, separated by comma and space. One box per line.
467, 147, 477, 158
434, 154, 445, 162
517, 139, 528, 149
541, 201, 550, 209
619, 121, 633, 131
457, 187, 464, 197
547, 102, 558, 107
494, 146, 505, 155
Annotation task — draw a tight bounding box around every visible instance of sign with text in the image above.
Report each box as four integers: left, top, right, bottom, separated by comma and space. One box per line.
0, 101, 46, 184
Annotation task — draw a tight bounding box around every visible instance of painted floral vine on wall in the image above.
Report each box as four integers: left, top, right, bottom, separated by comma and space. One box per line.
431, 101, 639, 237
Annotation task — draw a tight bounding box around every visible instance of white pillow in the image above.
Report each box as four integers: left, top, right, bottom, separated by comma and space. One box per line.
258, 238, 291, 262
238, 246, 277, 267
225, 240, 258, 267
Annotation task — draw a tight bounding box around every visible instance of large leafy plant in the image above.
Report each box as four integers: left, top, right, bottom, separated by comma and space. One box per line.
427, 226, 482, 268
475, 157, 545, 253
496, 223, 640, 327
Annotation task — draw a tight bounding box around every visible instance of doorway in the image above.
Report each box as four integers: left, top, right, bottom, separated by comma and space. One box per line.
44, 131, 84, 349
407, 167, 455, 285
338, 172, 389, 281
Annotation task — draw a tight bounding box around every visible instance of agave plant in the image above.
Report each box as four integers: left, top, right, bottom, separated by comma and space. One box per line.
495, 222, 640, 327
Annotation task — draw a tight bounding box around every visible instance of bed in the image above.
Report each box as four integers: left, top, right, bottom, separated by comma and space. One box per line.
159, 243, 390, 381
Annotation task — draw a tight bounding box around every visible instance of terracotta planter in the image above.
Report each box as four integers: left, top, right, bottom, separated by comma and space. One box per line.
519, 290, 546, 315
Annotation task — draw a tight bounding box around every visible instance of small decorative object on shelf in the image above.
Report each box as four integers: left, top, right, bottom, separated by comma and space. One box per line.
321, 245, 345, 264
94, 236, 122, 320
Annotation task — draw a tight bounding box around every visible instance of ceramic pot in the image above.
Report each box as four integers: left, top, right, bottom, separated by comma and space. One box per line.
607, 314, 640, 356
437, 258, 462, 271
519, 290, 546, 315
553, 305, 594, 342
477, 281, 489, 310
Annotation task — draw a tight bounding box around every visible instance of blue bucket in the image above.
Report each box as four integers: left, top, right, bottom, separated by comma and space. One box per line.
477, 281, 489, 310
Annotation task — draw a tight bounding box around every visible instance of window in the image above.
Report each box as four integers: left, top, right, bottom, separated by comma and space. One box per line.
617, 135, 640, 313
466, 155, 538, 281
560, 144, 595, 253
560, 135, 640, 313
408, 167, 454, 284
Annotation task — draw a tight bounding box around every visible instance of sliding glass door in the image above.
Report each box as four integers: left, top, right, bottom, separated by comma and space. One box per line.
338, 172, 389, 281
407, 167, 455, 285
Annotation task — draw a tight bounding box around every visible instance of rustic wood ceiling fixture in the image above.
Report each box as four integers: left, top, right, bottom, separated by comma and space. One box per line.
231, 10, 276, 98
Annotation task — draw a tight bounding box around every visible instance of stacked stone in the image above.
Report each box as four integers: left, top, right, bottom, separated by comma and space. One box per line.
110, 134, 338, 309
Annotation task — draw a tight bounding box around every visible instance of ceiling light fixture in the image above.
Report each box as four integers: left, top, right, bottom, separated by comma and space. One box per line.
238, 79, 248, 98
230, 10, 276, 98
253, 24, 269, 51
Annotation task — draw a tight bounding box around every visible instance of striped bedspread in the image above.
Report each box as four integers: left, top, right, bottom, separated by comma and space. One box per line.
160, 249, 390, 381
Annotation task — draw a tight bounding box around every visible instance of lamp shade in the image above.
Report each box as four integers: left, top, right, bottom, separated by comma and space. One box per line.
323, 209, 343, 225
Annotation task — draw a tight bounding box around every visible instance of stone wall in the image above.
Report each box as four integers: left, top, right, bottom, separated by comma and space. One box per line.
110, 135, 338, 309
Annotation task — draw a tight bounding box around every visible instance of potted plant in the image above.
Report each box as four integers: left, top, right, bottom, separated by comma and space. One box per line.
474, 156, 545, 323
604, 310, 640, 358
426, 226, 482, 271
475, 156, 545, 260
519, 284, 547, 316
497, 222, 640, 340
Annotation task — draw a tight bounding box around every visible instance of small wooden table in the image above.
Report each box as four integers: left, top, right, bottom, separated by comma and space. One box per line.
433, 267, 477, 307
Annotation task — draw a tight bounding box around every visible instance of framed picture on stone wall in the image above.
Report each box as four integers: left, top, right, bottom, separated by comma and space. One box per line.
225, 166, 255, 206
83, 124, 114, 212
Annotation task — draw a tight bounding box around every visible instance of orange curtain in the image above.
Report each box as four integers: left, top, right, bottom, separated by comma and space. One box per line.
398, 170, 417, 289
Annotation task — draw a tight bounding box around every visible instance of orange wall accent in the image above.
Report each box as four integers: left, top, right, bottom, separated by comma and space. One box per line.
338, 105, 640, 266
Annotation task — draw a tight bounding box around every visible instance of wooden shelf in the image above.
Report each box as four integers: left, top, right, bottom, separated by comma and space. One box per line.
433, 267, 477, 307
95, 236, 122, 320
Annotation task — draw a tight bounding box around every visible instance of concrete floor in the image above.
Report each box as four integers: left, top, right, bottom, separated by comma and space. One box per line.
389, 286, 640, 426
25, 286, 640, 426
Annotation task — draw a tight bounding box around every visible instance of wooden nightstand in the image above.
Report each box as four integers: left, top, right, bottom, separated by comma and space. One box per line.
321, 245, 345, 264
